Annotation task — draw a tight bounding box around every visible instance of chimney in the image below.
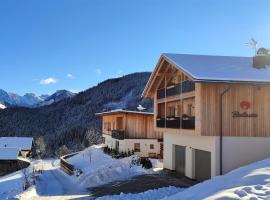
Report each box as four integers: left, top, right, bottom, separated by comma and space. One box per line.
253, 48, 270, 69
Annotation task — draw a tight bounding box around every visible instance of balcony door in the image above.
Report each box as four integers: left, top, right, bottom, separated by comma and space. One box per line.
116, 117, 124, 130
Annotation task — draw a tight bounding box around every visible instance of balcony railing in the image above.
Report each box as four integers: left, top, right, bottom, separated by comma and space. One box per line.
156, 116, 195, 129
111, 130, 125, 140
157, 81, 195, 99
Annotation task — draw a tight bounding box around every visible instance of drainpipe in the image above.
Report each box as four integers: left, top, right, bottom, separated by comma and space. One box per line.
220, 87, 230, 175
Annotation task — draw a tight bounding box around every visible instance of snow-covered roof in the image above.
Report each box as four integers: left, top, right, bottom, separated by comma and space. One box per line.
0, 137, 33, 150
163, 53, 270, 83
96, 109, 154, 116
0, 148, 20, 160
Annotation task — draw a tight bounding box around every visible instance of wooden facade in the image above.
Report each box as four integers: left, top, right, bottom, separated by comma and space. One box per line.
0, 160, 30, 176
197, 83, 270, 137
101, 111, 163, 139
143, 55, 270, 138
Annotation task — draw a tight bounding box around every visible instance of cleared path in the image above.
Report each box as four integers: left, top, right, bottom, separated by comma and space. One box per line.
24, 160, 90, 200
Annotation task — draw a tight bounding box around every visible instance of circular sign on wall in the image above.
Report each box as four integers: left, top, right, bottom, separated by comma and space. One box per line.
240, 100, 251, 110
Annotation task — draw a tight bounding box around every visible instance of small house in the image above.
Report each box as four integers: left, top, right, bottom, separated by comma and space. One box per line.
97, 109, 163, 158
0, 137, 33, 176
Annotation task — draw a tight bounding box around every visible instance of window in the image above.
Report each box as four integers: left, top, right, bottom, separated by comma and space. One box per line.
134, 143, 140, 152
104, 122, 111, 131
168, 106, 175, 117
116, 117, 124, 130
150, 144, 154, 149
187, 104, 193, 116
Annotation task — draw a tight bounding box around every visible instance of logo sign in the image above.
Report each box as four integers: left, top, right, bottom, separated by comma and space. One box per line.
240, 101, 250, 110
232, 100, 258, 118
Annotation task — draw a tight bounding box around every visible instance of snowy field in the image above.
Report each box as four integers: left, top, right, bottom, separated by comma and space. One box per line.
2, 145, 270, 199
165, 157, 270, 200
67, 145, 160, 188
0, 160, 46, 199
82, 152, 270, 200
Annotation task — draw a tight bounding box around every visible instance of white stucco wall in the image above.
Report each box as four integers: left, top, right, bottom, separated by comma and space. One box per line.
164, 132, 219, 179
164, 132, 270, 179
103, 134, 161, 157
223, 137, 270, 174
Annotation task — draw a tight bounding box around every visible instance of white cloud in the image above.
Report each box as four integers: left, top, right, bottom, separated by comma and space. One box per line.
40, 77, 57, 85
66, 74, 74, 79
95, 68, 102, 75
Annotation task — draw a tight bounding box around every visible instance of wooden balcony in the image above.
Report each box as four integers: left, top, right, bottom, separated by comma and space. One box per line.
111, 130, 125, 140
157, 81, 195, 99
156, 116, 195, 129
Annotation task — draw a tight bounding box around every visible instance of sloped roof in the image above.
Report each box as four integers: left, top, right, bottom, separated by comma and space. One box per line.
96, 109, 154, 116
163, 53, 270, 83
0, 137, 33, 150
0, 148, 20, 160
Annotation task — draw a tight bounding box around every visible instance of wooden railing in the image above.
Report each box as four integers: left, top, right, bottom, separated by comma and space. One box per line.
111, 130, 125, 140
156, 116, 195, 129
60, 153, 78, 175
157, 80, 195, 99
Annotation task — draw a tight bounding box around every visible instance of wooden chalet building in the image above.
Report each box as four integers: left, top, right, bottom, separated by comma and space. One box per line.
0, 137, 33, 176
143, 53, 270, 181
97, 109, 163, 158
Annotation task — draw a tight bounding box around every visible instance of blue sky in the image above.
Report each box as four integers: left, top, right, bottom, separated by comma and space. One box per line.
0, 0, 269, 95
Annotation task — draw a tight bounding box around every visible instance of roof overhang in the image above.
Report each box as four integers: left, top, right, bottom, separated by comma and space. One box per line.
96, 109, 154, 116
142, 54, 195, 99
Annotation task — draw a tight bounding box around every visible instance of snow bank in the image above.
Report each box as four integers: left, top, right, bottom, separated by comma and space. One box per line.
96, 186, 184, 200
0, 160, 43, 199
67, 145, 151, 188
165, 157, 270, 200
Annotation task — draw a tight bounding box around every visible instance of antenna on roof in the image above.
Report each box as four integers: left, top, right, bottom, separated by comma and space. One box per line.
245, 38, 258, 56
137, 105, 146, 112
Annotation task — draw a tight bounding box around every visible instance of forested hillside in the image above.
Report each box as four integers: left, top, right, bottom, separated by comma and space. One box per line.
0, 72, 152, 157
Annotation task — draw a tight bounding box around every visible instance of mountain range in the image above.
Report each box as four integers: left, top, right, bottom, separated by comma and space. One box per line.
0, 72, 152, 156
0, 89, 75, 108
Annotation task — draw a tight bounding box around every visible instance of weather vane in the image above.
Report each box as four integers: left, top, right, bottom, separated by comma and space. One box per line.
245, 38, 258, 55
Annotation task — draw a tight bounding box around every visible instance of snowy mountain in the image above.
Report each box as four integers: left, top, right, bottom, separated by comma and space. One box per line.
0, 89, 74, 108
0, 72, 152, 156
37, 90, 75, 107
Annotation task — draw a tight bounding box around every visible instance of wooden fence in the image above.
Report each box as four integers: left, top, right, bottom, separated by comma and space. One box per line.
60, 153, 78, 175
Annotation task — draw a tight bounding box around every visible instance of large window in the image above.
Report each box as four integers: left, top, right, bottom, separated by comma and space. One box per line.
116, 117, 124, 130
104, 122, 111, 131
134, 143, 140, 152
168, 106, 176, 117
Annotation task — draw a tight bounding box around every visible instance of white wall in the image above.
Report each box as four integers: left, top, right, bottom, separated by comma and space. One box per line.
223, 137, 270, 174
164, 132, 270, 179
103, 134, 161, 157
164, 132, 219, 179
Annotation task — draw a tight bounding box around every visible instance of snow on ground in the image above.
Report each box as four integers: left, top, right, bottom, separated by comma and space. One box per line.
67, 145, 159, 188
20, 159, 89, 200
0, 160, 42, 199
164, 157, 270, 200
96, 186, 184, 200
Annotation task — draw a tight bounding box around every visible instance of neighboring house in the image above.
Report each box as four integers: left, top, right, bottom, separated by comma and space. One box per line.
0, 137, 33, 159
0, 148, 30, 176
96, 109, 163, 158
0, 137, 33, 176
143, 53, 270, 181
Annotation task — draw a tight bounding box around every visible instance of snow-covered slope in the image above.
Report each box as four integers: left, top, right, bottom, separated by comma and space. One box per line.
67, 145, 154, 188
165, 157, 270, 200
